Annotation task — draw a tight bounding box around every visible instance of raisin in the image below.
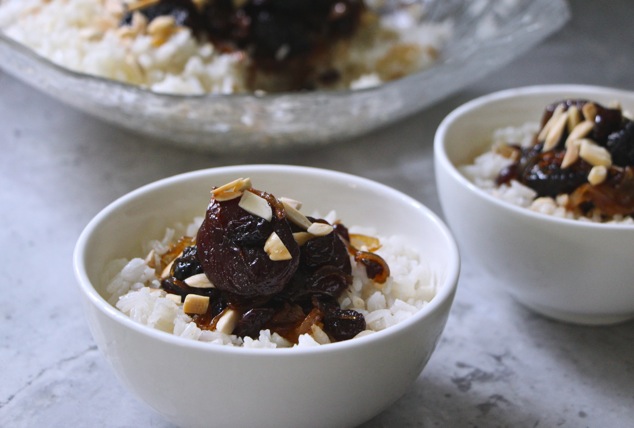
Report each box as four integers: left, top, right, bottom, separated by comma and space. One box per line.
172, 245, 204, 281
323, 308, 365, 341
233, 307, 275, 338
606, 120, 634, 167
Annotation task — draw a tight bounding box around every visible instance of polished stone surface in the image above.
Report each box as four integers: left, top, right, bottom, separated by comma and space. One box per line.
1, 1, 633, 427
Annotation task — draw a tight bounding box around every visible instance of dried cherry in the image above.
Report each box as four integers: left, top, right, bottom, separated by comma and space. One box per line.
196, 191, 300, 298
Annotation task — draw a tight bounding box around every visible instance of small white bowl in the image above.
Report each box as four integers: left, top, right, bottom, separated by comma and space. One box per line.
74, 165, 459, 428
435, 85, 634, 325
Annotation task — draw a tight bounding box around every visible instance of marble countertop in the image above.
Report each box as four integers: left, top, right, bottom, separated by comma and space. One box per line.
2, 1, 633, 427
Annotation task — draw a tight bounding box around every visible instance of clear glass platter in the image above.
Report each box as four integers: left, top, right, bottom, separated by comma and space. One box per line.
0, 0, 570, 151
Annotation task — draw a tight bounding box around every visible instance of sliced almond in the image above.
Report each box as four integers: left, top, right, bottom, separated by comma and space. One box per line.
579, 139, 612, 167
493, 142, 519, 160
560, 141, 580, 169
542, 112, 568, 152
582, 102, 598, 122
147, 15, 176, 35
350, 234, 382, 252
264, 232, 293, 261
183, 294, 209, 315
184, 273, 215, 289
165, 294, 182, 304
538, 104, 565, 142
588, 165, 608, 185
144, 248, 156, 265
126, 0, 160, 12
307, 222, 334, 237
293, 232, 314, 246
160, 259, 175, 279
214, 308, 239, 335
279, 197, 302, 210
238, 190, 272, 221
564, 120, 594, 147
566, 105, 582, 132
211, 177, 252, 201
282, 200, 312, 230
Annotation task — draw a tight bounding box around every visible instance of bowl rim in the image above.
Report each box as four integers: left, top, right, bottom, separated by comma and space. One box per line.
73, 164, 460, 356
434, 84, 634, 231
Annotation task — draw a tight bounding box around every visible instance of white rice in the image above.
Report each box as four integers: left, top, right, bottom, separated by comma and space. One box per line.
0, 0, 452, 94
103, 216, 437, 348
461, 123, 634, 224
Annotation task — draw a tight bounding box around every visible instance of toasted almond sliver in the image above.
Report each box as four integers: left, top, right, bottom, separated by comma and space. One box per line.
579, 139, 612, 167
350, 234, 382, 252
564, 120, 594, 147
147, 15, 176, 36
184, 273, 215, 289
542, 112, 568, 152
538, 104, 565, 141
282, 201, 312, 230
126, 0, 160, 12
144, 248, 156, 264
215, 308, 239, 335
582, 102, 598, 122
279, 197, 302, 210
211, 177, 252, 201
239, 190, 272, 221
588, 165, 608, 185
566, 105, 582, 132
293, 232, 314, 246
161, 259, 175, 279
183, 294, 209, 315
264, 232, 293, 261
307, 222, 334, 237
561, 141, 580, 169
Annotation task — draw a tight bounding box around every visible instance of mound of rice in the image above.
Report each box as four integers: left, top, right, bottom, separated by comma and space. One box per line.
0, 0, 452, 94
461, 123, 634, 224
103, 213, 437, 348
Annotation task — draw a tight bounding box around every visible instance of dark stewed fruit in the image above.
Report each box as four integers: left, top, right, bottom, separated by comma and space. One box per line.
157, 179, 388, 343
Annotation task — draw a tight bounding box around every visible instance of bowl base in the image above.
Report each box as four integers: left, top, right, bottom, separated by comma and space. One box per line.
517, 300, 633, 326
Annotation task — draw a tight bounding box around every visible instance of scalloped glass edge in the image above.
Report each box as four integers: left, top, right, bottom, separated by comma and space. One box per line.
0, 0, 570, 151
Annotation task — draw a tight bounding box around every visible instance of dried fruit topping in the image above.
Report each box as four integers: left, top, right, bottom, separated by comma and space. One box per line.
323, 307, 366, 342
155, 178, 390, 343
172, 245, 204, 280
121, 0, 367, 87
196, 187, 300, 298
497, 99, 634, 216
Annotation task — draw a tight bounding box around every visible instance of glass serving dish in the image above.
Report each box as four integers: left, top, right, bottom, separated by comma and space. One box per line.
0, 0, 569, 151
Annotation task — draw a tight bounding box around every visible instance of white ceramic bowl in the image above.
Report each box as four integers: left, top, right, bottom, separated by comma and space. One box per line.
74, 165, 459, 428
435, 85, 634, 325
